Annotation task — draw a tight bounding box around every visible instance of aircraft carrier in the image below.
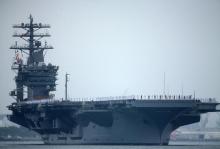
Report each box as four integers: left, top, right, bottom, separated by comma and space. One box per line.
7, 16, 220, 145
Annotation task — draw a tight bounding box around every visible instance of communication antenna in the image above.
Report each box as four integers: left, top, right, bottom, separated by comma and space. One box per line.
163, 72, 166, 95
181, 84, 184, 96
65, 73, 70, 100
193, 90, 196, 99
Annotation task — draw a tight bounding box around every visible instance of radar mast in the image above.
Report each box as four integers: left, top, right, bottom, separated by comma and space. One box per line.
10, 15, 58, 102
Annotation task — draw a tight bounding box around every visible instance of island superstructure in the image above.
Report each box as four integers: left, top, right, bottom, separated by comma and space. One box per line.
7, 16, 220, 145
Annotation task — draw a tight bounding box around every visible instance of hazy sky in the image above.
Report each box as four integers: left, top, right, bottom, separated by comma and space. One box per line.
0, 0, 220, 114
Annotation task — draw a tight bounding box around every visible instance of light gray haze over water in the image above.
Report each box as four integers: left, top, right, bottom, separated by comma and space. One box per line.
0, 0, 220, 118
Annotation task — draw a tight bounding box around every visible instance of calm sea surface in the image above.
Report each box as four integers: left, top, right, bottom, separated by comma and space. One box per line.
1, 141, 220, 149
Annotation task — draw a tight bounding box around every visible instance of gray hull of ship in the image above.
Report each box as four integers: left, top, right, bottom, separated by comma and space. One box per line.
41, 106, 200, 144
8, 99, 219, 145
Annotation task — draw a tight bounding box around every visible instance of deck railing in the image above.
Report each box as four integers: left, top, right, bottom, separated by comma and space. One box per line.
67, 95, 216, 103
19, 95, 217, 105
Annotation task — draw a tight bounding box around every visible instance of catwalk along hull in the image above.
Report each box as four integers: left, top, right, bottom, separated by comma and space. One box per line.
8, 99, 219, 145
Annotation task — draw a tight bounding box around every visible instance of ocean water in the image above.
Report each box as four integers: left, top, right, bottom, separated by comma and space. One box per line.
1, 141, 220, 149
